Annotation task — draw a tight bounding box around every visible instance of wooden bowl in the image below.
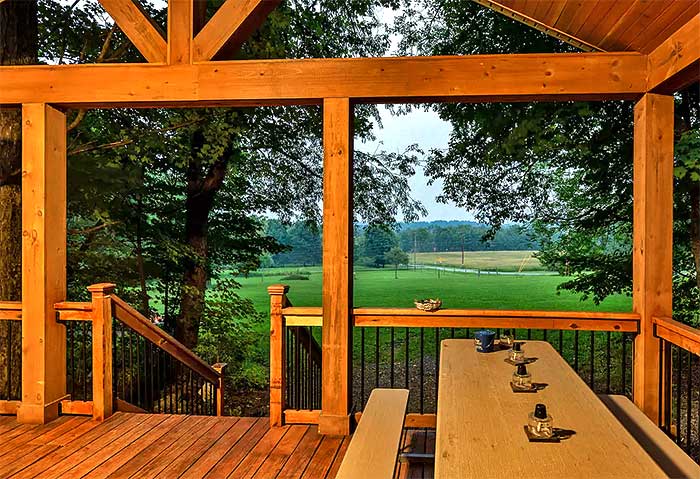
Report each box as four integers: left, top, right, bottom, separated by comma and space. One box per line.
414, 298, 442, 312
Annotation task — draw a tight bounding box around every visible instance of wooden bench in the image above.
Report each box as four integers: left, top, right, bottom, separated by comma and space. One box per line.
599, 394, 700, 479
336, 388, 409, 479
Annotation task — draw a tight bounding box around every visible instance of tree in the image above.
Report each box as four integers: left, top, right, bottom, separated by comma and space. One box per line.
394, 1, 699, 325
385, 246, 409, 279
37, 1, 424, 352
361, 225, 399, 267
0, 0, 37, 400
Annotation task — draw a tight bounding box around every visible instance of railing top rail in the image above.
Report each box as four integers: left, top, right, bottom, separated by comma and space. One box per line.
0, 301, 22, 320
654, 315, 700, 356
111, 294, 221, 384
55, 301, 93, 312
353, 308, 640, 320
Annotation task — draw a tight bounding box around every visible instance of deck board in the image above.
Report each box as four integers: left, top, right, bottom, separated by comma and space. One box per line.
0, 413, 434, 478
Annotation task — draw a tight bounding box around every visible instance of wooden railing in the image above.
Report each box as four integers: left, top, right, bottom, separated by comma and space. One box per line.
269, 285, 641, 428
0, 301, 22, 414
1, 284, 226, 420
655, 316, 700, 463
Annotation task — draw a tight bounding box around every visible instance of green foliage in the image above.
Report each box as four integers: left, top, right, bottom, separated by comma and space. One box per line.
280, 274, 311, 281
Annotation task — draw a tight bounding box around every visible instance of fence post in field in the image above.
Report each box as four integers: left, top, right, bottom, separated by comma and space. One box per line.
212, 362, 228, 416
88, 283, 116, 421
269, 284, 289, 427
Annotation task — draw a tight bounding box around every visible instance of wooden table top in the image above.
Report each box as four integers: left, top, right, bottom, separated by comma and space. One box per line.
435, 340, 667, 479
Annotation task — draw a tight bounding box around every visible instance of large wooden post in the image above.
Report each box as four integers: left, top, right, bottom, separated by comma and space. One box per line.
319, 98, 354, 436
268, 284, 288, 427
632, 93, 674, 423
88, 283, 115, 421
17, 104, 67, 424
168, 0, 194, 64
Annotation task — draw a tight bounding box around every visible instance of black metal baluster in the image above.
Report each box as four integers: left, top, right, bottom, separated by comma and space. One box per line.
420, 328, 424, 414
68, 322, 74, 398
129, 330, 134, 404
685, 351, 692, 450
558, 330, 563, 354
294, 328, 301, 409
435, 327, 440, 413
527, 328, 532, 340
375, 328, 380, 389
360, 327, 365, 407
621, 333, 627, 395
307, 327, 313, 410
404, 328, 409, 391
589, 331, 595, 388
82, 322, 88, 401
605, 331, 611, 394
543, 329, 548, 343
658, 338, 667, 430
450, 327, 455, 339
675, 345, 681, 445
574, 330, 580, 373
390, 328, 395, 388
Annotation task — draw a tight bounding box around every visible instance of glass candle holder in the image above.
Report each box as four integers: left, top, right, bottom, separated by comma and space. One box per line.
528, 403, 553, 438
512, 363, 531, 388
509, 342, 525, 363
500, 329, 514, 346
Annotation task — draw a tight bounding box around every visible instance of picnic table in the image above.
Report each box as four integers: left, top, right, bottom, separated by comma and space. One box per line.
435, 340, 667, 478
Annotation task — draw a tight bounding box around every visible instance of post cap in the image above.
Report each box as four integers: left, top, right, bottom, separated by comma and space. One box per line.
267, 284, 289, 295
87, 283, 116, 294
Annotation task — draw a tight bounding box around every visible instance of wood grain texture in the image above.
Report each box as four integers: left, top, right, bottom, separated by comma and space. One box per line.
654, 316, 700, 356
168, 0, 193, 64
336, 389, 409, 479
89, 283, 115, 421
600, 394, 700, 479
632, 93, 674, 423
192, 0, 278, 61
435, 340, 667, 478
269, 284, 289, 426
18, 104, 67, 424
647, 13, 700, 93
97, 0, 166, 63
319, 97, 354, 436
0, 53, 647, 108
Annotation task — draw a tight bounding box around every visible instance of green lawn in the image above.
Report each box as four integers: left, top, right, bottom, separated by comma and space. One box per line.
237, 266, 631, 315
413, 250, 545, 271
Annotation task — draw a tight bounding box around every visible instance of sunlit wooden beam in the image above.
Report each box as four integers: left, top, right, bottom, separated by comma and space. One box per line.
193, 0, 280, 61
647, 13, 700, 93
168, 0, 193, 64
0, 53, 646, 108
97, 0, 167, 63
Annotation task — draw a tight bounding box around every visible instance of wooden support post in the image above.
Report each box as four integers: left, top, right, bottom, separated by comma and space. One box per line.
319, 98, 354, 436
632, 93, 674, 424
212, 362, 227, 416
268, 284, 288, 427
88, 283, 115, 421
18, 104, 67, 424
168, 0, 194, 64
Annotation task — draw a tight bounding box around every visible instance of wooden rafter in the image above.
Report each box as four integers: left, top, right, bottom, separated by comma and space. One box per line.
192, 0, 279, 61
168, 0, 193, 64
471, 0, 605, 52
647, 13, 700, 94
97, 0, 167, 63
0, 52, 646, 108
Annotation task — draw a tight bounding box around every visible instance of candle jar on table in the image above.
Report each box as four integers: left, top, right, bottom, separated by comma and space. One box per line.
500, 329, 514, 347
509, 342, 525, 363
528, 403, 553, 438
512, 363, 531, 389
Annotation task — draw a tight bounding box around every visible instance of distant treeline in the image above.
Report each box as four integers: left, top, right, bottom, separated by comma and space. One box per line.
264, 220, 536, 267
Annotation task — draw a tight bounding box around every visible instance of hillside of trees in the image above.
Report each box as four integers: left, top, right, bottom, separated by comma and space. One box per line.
265, 219, 536, 267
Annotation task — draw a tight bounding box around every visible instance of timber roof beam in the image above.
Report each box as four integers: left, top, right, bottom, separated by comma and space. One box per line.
647, 14, 700, 94
97, 0, 167, 63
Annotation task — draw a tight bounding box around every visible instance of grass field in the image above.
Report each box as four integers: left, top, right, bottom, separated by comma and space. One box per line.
238, 266, 630, 315
412, 250, 545, 271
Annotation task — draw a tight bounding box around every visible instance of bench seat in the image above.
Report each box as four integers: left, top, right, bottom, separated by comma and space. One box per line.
599, 394, 700, 479
336, 388, 409, 479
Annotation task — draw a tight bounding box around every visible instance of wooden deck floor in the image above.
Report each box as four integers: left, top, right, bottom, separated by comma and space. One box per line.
0, 413, 434, 478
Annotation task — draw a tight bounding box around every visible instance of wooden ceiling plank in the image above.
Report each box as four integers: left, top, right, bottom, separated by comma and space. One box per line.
586, 0, 638, 49
611, 0, 674, 52
0, 53, 646, 108
168, 0, 193, 64
559, 1, 599, 36
471, 0, 605, 51
639, 1, 700, 53
543, 1, 568, 28
575, 0, 630, 42
598, 1, 663, 51
625, 1, 695, 53
648, 13, 700, 93
97, 0, 167, 63
192, 0, 279, 62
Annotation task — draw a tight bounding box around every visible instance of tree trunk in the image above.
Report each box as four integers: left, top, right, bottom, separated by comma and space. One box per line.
690, 182, 700, 291
0, 0, 37, 400
176, 129, 228, 349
